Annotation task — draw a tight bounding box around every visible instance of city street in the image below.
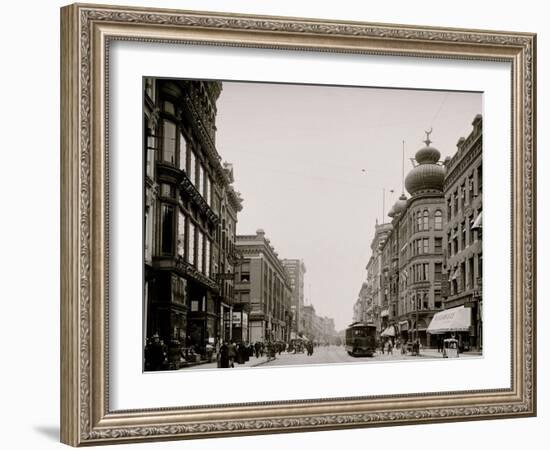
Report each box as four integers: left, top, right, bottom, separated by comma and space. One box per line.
256, 345, 480, 368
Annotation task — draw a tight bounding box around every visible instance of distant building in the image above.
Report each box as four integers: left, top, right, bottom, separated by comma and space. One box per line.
365, 222, 393, 333
234, 230, 292, 343
442, 115, 483, 350
282, 259, 307, 338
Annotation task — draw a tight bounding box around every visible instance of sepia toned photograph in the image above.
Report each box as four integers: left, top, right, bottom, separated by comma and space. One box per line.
143, 78, 483, 372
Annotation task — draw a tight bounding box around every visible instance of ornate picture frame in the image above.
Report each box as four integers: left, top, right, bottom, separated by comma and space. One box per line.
60, 3, 536, 446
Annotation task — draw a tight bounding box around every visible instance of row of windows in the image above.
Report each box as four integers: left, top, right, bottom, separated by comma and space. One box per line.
408, 237, 443, 257
446, 165, 482, 222
161, 114, 214, 207
410, 209, 443, 233
399, 289, 442, 313
446, 209, 482, 257
159, 204, 213, 277
448, 254, 483, 296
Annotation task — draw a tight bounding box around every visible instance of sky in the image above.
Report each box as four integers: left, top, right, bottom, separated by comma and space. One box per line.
214, 81, 482, 331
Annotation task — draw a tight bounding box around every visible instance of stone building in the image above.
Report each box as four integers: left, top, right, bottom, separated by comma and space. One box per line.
367, 131, 447, 348
441, 115, 483, 350
234, 230, 292, 343
143, 78, 243, 363
282, 259, 307, 338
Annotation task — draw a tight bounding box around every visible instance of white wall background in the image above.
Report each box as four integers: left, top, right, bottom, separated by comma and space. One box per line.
0, 1, 546, 449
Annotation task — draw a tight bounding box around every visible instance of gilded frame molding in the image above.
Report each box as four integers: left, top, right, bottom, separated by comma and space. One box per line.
60, 3, 536, 446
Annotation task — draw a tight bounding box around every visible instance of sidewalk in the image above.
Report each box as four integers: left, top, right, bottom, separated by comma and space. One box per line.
416, 348, 483, 358
179, 354, 272, 370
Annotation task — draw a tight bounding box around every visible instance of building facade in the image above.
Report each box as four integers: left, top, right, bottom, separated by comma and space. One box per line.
282, 259, 307, 338
357, 132, 447, 348
143, 78, 243, 363
442, 115, 483, 350
234, 230, 292, 343
357, 119, 483, 350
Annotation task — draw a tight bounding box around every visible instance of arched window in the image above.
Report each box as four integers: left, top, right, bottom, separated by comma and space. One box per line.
434, 210, 443, 230
416, 211, 422, 231
423, 210, 429, 230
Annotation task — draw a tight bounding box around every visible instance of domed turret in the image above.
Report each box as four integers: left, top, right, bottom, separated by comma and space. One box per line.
392, 193, 408, 215
405, 129, 445, 196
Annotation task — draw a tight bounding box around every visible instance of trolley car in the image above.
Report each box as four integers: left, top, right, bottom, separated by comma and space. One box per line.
345, 322, 377, 357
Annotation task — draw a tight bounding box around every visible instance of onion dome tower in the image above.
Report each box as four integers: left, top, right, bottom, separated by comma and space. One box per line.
405, 129, 445, 196
388, 140, 409, 218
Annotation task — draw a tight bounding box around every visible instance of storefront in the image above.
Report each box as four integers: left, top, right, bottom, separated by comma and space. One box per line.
426, 305, 472, 351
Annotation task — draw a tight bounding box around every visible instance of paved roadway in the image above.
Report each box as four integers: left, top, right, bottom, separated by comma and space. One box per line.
259, 345, 479, 367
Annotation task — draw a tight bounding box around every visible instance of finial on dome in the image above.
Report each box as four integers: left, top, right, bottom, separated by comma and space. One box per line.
424, 127, 433, 147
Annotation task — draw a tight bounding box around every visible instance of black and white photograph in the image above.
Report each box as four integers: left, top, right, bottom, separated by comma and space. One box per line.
143, 78, 483, 371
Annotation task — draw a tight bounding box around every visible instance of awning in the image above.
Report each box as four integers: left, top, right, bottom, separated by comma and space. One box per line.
472, 212, 483, 230
451, 268, 460, 280
399, 320, 409, 331
380, 309, 389, 318
427, 306, 471, 334
381, 326, 395, 337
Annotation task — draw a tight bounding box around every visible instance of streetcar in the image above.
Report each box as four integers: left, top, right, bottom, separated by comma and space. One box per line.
345, 322, 377, 357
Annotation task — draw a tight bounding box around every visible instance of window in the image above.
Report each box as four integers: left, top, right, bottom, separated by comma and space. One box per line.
423, 210, 429, 230
178, 133, 187, 171
197, 230, 204, 273
171, 275, 187, 305
478, 254, 483, 281
447, 232, 452, 256
423, 238, 429, 254
188, 223, 195, 265
469, 257, 475, 289
416, 211, 422, 231
161, 205, 174, 255
435, 263, 442, 281
462, 221, 467, 249
453, 228, 459, 254
160, 183, 172, 197
454, 191, 459, 216
435, 237, 442, 253
198, 163, 204, 197
206, 239, 211, 277
144, 116, 155, 178
162, 120, 176, 164
204, 175, 210, 206
477, 165, 483, 194
163, 101, 175, 114
240, 262, 250, 282
189, 150, 196, 186
447, 197, 452, 221
468, 174, 474, 203
469, 215, 475, 243
177, 211, 186, 258
434, 290, 442, 309
434, 210, 443, 230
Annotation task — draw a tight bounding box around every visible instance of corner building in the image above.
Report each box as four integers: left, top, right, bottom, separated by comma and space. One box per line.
234, 230, 292, 343
143, 78, 243, 361
384, 134, 446, 347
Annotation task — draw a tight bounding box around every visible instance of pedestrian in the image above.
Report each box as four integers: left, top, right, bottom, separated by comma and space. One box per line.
144, 334, 167, 371
380, 340, 385, 355
254, 341, 260, 358
219, 341, 230, 368
387, 341, 393, 355
228, 341, 236, 367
